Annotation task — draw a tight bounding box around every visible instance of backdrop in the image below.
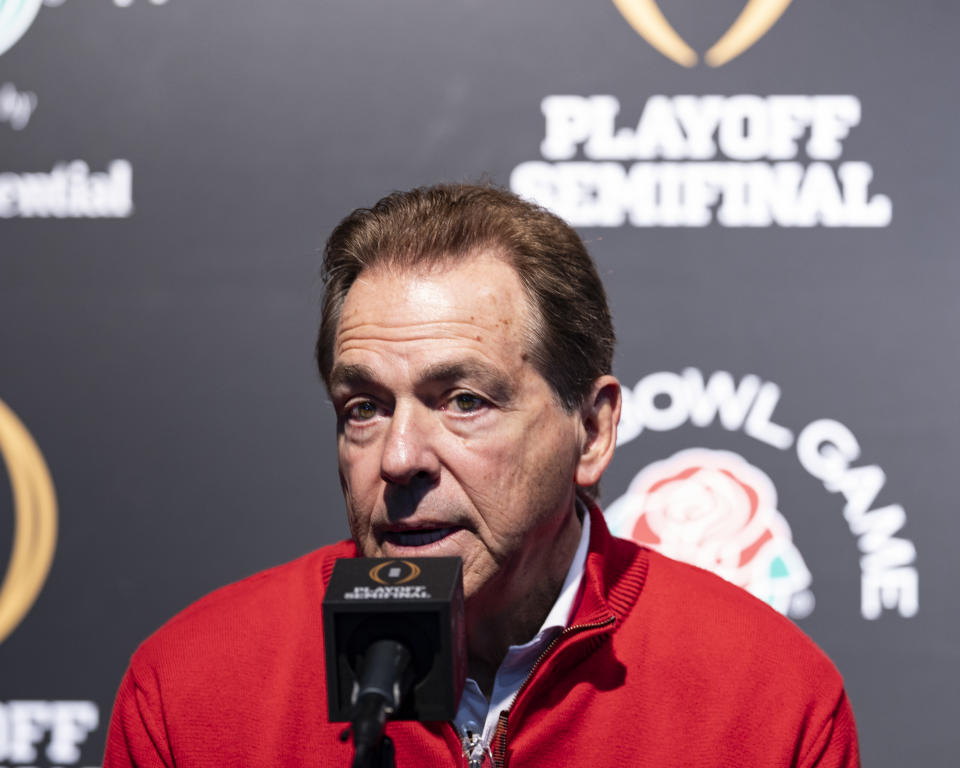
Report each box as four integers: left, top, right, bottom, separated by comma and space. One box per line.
0, 1, 956, 765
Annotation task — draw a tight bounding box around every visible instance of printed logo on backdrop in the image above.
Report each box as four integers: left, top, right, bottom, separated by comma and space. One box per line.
0, 407, 101, 765
605, 447, 814, 618
0, 397, 57, 647
0, 0, 170, 220
612, 0, 794, 67
509, 3, 890, 227
510, 94, 892, 228
607, 368, 918, 621
0, 701, 100, 768
0, 0, 168, 59
0, 0, 44, 58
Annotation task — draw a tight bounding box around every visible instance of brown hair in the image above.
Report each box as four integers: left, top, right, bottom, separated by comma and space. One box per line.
316, 183, 614, 411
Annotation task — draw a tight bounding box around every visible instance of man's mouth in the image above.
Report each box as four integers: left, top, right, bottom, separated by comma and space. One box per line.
383, 527, 459, 547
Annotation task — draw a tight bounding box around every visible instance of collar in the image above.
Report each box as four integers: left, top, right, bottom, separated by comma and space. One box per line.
537, 499, 591, 632
571, 492, 650, 628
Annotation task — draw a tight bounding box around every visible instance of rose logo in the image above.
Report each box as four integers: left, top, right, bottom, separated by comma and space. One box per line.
606, 448, 813, 616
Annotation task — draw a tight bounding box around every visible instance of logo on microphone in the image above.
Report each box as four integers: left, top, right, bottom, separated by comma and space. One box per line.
612, 0, 794, 67
0, 397, 58, 645
368, 560, 421, 586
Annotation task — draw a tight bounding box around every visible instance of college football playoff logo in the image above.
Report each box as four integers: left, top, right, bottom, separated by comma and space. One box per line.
612, 0, 794, 67
0, 397, 57, 645
369, 560, 421, 586
605, 448, 813, 617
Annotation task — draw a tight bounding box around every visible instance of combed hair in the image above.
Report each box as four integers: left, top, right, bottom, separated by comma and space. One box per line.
316, 183, 614, 412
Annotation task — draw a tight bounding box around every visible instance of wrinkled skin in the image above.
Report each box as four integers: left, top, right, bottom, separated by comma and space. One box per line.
328, 252, 620, 687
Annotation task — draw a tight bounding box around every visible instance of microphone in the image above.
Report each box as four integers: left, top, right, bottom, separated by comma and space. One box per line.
323, 557, 466, 766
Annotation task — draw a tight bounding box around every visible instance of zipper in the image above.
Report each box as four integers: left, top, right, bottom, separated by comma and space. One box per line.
490, 614, 616, 768
460, 725, 493, 768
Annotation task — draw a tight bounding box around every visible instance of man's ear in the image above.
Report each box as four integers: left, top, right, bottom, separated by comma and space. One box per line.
575, 375, 622, 488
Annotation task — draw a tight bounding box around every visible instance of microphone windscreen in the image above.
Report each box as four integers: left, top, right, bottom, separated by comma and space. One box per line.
323, 557, 466, 722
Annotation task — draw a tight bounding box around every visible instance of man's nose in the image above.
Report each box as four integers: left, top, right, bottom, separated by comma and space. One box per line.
379, 402, 441, 486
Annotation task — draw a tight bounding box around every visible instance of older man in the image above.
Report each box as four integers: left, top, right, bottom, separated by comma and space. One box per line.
105, 184, 859, 767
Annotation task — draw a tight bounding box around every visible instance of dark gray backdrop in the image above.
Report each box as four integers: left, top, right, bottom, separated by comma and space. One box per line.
1, 1, 956, 765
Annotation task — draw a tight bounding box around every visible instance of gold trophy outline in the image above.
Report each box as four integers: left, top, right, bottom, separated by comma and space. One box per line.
612, 0, 795, 67
0, 397, 58, 645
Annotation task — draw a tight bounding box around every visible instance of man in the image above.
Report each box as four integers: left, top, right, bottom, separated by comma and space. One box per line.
105, 184, 859, 767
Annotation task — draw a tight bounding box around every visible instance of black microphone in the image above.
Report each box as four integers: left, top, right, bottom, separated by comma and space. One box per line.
323, 557, 466, 766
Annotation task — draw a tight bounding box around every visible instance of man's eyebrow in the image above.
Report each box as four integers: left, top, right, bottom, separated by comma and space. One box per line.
328, 363, 379, 392
419, 360, 515, 403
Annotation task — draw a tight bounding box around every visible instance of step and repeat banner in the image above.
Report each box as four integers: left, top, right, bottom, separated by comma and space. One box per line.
1, 1, 956, 765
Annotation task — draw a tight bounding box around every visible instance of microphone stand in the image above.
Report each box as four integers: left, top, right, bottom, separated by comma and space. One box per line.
349, 639, 412, 768
350, 732, 394, 768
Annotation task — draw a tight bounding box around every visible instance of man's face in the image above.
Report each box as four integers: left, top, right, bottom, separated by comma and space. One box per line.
329, 252, 585, 607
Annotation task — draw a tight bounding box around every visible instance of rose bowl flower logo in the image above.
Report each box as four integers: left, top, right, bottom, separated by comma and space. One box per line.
605, 448, 814, 618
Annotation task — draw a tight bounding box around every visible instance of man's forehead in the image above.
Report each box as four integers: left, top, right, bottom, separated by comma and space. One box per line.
338, 253, 537, 334
349, 250, 522, 299
331, 356, 515, 393
330, 252, 545, 392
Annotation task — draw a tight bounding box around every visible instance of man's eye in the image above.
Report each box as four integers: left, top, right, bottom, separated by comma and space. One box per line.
450, 393, 484, 413
348, 401, 378, 421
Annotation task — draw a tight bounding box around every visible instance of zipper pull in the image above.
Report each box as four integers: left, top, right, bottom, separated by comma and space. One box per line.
461, 724, 492, 768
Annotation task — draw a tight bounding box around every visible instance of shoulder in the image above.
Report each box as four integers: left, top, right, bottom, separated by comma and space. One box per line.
620, 550, 858, 764
107, 541, 360, 764
127, 540, 356, 688
624, 547, 845, 696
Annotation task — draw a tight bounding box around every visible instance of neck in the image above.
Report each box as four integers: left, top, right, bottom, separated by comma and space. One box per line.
465, 506, 583, 697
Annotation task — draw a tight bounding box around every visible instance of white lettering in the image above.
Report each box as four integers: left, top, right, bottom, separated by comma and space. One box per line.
615, 370, 918, 619
837, 162, 892, 226
808, 96, 860, 160
0, 700, 99, 764
584, 96, 636, 160
632, 371, 688, 431
633, 95, 686, 159
682, 369, 760, 431
513, 94, 890, 228
535, 94, 866, 163
5, 702, 48, 763
792, 161, 845, 226
852, 504, 909, 554
513, 159, 889, 228
834, 463, 885, 514
717, 95, 769, 160
47, 702, 99, 764
797, 419, 860, 485
0, 83, 38, 131
766, 96, 812, 160
541, 95, 593, 160
344, 586, 431, 600
744, 382, 794, 449
672, 95, 723, 159
0, 160, 133, 219
861, 568, 919, 619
